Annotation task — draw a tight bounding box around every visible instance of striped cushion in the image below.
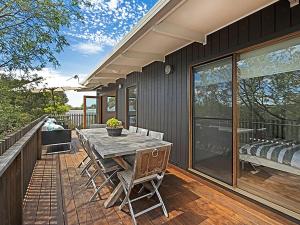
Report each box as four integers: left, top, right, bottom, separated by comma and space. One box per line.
240, 140, 300, 169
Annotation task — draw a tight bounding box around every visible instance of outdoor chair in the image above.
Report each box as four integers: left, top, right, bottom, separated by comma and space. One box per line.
90, 123, 107, 128
149, 131, 164, 140
128, 126, 138, 133
75, 128, 93, 174
81, 137, 121, 202
117, 145, 172, 225
136, 128, 148, 136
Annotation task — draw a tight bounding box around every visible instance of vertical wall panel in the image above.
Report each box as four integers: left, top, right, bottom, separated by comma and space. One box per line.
220, 27, 229, 52
238, 17, 249, 45
275, 0, 290, 31
228, 23, 238, 49
204, 35, 212, 57
114, 0, 300, 169
175, 49, 181, 165
211, 32, 220, 55
261, 5, 275, 36
291, 4, 300, 26
249, 12, 261, 41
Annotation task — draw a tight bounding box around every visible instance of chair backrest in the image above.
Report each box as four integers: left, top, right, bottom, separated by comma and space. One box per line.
75, 127, 80, 136
137, 128, 148, 136
75, 128, 85, 148
81, 137, 102, 171
149, 131, 164, 140
90, 123, 106, 128
132, 144, 172, 181
128, 126, 138, 133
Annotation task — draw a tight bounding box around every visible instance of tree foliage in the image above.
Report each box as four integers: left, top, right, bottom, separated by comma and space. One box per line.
0, 0, 84, 73
0, 75, 70, 138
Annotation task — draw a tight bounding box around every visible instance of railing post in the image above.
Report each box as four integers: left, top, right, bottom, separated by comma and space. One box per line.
37, 128, 42, 160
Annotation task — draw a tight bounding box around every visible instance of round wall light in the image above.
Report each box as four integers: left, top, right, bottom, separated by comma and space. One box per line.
164, 64, 173, 75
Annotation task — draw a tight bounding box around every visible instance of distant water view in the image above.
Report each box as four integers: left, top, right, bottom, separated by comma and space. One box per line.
67, 109, 96, 115
67, 109, 83, 114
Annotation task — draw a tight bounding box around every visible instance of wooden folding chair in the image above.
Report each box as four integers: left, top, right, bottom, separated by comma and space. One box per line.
81, 137, 121, 202
75, 128, 93, 175
149, 131, 164, 140
117, 144, 172, 225
137, 128, 148, 136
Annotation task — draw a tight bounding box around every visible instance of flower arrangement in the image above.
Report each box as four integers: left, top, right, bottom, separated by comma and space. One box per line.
106, 118, 123, 136
106, 118, 123, 128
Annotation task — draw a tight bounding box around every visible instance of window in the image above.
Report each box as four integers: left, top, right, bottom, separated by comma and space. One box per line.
192, 57, 233, 184
106, 96, 116, 112
237, 36, 300, 214
127, 86, 137, 127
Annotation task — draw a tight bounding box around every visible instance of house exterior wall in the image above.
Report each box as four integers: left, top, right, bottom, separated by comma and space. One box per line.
96, 87, 117, 123
114, 0, 300, 169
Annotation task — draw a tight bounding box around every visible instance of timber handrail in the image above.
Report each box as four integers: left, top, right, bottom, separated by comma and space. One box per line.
0, 115, 47, 155
0, 117, 46, 176
0, 115, 47, 225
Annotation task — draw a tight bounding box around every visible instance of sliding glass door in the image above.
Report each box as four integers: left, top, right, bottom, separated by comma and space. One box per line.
237, 36, 300, 214
192, 57, 233, 184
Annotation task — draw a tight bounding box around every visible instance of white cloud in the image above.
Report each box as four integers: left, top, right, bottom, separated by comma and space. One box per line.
67, 0, 153, 50
72, 42, 103, 55
107, 0, 119, 10
34, 68, 84, 89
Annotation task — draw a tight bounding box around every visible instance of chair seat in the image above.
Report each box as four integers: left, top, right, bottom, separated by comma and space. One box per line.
98, 157, 120, 173
92, 149, 120, 172
118, 169, 158, 188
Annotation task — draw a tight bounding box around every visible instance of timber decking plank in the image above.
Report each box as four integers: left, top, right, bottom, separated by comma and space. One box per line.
22, 134, 297, 225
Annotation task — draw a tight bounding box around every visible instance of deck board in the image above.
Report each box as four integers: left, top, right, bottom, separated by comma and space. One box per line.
23, 137, 297, 225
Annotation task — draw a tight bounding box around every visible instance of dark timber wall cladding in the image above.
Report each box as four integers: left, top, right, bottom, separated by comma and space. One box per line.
113, 0, 300, 169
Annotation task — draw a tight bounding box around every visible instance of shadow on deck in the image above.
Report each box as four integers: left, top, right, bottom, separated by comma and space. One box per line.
23, 137, 296, 225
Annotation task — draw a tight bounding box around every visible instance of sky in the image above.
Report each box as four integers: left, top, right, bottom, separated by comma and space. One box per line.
38, 0, 157, 107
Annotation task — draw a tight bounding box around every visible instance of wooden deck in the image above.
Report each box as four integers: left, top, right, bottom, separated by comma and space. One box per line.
23, 139, 297, 225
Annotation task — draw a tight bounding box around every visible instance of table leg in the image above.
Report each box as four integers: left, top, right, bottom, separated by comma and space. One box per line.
104, 183, 123, 208
104, 156, 130, 208
112, 156, 131, 170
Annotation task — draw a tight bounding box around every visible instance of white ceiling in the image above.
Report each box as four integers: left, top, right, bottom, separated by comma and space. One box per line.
83, 0, 278, 89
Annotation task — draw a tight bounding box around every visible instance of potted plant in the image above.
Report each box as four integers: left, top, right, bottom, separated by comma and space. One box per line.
106, 118, 123, 136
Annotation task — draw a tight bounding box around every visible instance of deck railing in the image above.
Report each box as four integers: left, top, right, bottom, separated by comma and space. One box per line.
49, 113, 97, 129
0, 115, 46, 225
239, 119, 300, 144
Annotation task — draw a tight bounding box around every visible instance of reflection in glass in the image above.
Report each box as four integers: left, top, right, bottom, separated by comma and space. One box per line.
106, 96, 116, 112
85, 97, 97, 127
237, 37, 300, 214
192, 57, 233, 184
127, 86, 137, 126
86, 98, 97, 114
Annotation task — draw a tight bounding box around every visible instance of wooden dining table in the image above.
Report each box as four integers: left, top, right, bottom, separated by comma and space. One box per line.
80, 128, 172, 208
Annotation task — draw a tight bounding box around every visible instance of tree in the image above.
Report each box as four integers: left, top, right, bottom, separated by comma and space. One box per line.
0, 0, 84, 74
0, 74, 70, 138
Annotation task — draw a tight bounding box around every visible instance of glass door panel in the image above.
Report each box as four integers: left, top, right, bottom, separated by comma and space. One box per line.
237, 36, 300, 214
127, 86, 137, 127
83, 96, 99, 128
192, 57, 233, 184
